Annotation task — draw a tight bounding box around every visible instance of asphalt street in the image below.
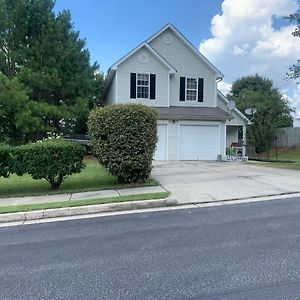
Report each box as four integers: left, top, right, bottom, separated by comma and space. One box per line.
0, 198, 300, 299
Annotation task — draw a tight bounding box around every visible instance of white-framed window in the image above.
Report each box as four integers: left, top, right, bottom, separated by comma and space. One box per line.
137, 73, 149, 99
186, 77, 198, 101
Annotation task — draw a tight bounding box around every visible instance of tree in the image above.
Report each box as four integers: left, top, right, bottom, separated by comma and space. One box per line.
0, 72, 42, 144
285, 13, 300, 79
0, 0, 102, 141
228, 75, 293, 156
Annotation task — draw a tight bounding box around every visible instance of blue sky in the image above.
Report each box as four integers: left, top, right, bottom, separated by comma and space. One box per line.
54, 0, 223, 72
54, 0, 300, 117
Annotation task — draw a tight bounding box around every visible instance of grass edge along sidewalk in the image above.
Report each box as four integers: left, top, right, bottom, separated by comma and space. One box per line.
0, 159, 158, 198
0, 192, 170, 214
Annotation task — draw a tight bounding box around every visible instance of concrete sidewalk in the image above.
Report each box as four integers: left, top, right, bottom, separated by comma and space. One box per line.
0, 186, 167, 207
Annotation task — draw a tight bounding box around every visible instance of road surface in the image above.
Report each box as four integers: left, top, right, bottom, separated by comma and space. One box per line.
0, 198, 300, 299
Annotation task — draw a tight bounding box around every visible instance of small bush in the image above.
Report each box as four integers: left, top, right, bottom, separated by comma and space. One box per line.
88, 104, 158, 183
12, 140, 85, 189
0, 145, 12, 178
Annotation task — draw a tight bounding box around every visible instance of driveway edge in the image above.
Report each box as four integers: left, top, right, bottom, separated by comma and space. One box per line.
0, 199, 168, 224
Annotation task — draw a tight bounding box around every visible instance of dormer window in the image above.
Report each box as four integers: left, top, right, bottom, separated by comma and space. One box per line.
186, 78, 198, 101
137, 73, 149, 99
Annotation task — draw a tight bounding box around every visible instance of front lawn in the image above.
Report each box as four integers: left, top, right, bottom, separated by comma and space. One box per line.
254, 148, 300, 170
0, 158, 157, 198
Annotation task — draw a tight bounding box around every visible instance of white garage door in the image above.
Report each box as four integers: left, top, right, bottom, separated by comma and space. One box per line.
179, 125, 218, 160
154, 124, 167, 160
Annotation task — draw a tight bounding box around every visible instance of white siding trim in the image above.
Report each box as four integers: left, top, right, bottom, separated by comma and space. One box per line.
167, 74, 170, 107
115, 71, 118, 103
156, 121, 168, 160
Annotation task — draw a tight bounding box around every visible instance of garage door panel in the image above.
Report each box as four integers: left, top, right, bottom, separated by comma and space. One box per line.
179, 125, 218, 160
154, 124, 167, 160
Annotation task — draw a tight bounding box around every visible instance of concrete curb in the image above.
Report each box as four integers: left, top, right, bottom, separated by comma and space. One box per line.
2, 192, 299, 225
0, 199, 168, 224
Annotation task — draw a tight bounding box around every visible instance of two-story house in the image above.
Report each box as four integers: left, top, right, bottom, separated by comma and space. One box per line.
103, 24, 249, 160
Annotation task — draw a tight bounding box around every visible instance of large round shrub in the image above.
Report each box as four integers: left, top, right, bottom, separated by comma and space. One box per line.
0, 145, 12, 178
88, 104, 158, 183
12, 140, 85, 189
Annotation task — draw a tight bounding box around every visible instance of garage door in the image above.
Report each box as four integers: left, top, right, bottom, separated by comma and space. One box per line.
154, 124, 167, 160
179, 125, 218, 160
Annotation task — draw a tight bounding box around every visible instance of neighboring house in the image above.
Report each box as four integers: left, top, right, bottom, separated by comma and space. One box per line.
103, 24, 249, 160
293, 117, 300, 127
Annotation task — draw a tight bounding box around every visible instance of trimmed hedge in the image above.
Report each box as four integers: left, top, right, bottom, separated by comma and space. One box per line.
0, 145, 12, 178
12, 140, 85, 189
88, 104, 158, 183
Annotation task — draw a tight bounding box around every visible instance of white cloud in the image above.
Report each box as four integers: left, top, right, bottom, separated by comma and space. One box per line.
217, 80, 232, 95
200, 0, 300, 115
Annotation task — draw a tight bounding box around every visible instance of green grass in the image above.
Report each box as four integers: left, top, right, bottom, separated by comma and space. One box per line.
254, 148, 300, 170
0, 192, 170, 214
0, 159, 157, 198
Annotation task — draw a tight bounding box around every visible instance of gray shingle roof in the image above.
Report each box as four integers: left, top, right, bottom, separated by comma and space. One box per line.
155, 106, 231, 121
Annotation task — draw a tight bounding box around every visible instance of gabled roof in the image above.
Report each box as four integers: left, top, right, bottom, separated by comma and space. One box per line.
217, 90, 250, 124
147, 23, 224, 79
103, 40, 177, 98
110, 41, 176, 73
103, 23, 224, 98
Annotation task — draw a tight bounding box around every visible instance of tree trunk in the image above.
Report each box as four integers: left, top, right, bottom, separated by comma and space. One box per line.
49, 175, 63, 190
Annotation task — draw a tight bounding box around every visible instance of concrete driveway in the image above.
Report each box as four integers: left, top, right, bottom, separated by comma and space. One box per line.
152, 161, 300, 204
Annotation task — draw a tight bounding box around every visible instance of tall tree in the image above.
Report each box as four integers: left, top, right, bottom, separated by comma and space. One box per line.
285, 13, 300, 79
228, 74, 293, 155
0, 0, 102, 141
0, 72, 42, 144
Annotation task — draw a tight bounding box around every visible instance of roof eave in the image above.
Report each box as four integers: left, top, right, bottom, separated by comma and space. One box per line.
110, 42, 176, 73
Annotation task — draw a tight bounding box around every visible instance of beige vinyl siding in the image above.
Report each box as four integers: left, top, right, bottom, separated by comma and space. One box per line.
105, 74, 117, 105
117, 46, 169, 107
149, 28, 217, 107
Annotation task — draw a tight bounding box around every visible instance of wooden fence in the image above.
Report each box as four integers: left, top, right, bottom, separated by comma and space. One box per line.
273, 127, 300, 147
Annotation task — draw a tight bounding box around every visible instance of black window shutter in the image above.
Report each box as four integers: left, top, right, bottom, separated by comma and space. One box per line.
130, 73, 136, 98
179, 77, 185, 101
198, 78, 204, 102
150, 74, 156, 100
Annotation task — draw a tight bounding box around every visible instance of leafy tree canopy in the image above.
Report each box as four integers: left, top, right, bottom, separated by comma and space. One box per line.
285, 13, 300, 79
0, 72, 42, 144
0, 0, 104, 142
228, 74, 293, 154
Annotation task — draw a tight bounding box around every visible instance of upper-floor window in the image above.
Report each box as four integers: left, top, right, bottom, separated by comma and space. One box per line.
186, 77, 198, 101
137, 73, 149, 99
130, 72, 156, 100
179, 76, 204, 102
